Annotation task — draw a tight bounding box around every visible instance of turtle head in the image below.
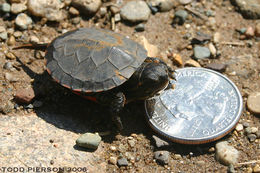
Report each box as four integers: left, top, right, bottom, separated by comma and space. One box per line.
125, 57, 173, 100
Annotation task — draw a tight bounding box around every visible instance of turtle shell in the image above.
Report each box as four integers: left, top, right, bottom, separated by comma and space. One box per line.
45, 28, 147, 92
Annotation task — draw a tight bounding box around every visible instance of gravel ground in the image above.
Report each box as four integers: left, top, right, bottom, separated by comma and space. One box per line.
0, 0, 260, 172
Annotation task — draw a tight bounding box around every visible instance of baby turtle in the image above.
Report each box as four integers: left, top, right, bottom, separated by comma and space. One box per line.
15, 28, 174, 130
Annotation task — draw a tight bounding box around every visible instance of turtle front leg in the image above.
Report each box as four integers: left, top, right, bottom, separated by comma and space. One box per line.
109, 92, 126, 131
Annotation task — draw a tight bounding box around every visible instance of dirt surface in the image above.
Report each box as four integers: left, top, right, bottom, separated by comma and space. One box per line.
0, 0, 260, 172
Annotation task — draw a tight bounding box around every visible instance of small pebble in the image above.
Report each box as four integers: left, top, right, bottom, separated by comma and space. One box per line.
247, 134, 257, 142
154, 151, 169, 165
99, 7, 107, 17
206, 63, 227, 72
69, 7, 79, 16
120, 1, 151, 22
247, 92, 260, 114
114, 13, 121, 22
30, 35, 39, 44
27, 0, 65, 21
110, 5, 120, 15
245, 127, 252, 134
193, 46, 211, 59
13, 31, 22, 38
109, 156, 117, 165
150, 0, 175, 12
128, 139, 135, 148
7, 35, 16, 46
5, 72, 18, 82
135, 23, 145, 32
243, 122, 250, 128
253, 164, 260, 173
174, 154, 182, 160
235, 123, 244, 132
208, 147, 215, 153
25, 104, 34, 109
109, 145, 117, 151
208, 43, 217, 56
76, 133, 101, 150
174, 9, 188, 25
11, 3, 27, 14
3, 62, 13, 70
245, 26, 255, 38
15, 13, 33, 30
251, 127, 258, 134
213, 32, 221, 43
117, 157, 128, 167
0, 3, 11, 13
184, 59, 201, 67
71, 17, 81, 25
15, 88, 35, 104
152, 135, 169, 148
215, 141, 239, 166
170, 53, 182, 67
72, 0, 102, 14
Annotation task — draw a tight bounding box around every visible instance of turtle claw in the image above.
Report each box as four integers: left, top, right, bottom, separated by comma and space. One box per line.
112, 115, 123, 131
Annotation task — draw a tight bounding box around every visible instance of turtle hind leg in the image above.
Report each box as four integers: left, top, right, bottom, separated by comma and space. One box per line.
109, 92, 126, 131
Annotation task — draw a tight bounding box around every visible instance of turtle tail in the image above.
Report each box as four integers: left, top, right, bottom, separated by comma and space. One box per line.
13, 43, 49, 51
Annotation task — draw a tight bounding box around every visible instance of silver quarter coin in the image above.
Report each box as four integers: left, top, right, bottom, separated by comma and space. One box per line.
145, 67, 243, 144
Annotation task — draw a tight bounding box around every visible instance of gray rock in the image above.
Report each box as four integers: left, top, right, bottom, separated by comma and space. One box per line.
11, 3, 27, 14
152, 135, 169, 148
135, 23, 145, 32
71, 0, 102, 14
149, 0, 175, 12
15, 13, 32, 30
76, 132, 101, 149
193, 46, 211, 59
3, 62, 13, 70
231, 0, 260, 19
27, 0, 65, 21
245, 127, 252, 134
154, 151, 169, 165
215, 141, 239, 166
242, 122, 250, 128
247, 92, 260, 114
0, 31, 8, 40
174, 9, 188, 25
120, 1, 151, 22
206, 63, 227, 72
247, 134, 257, 142
117, 157, 128, 167
0, 3, 11, 13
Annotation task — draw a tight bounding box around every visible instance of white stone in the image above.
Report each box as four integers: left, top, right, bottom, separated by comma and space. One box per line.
15, 13, 32, 30
235, 123, 244, 132
215, 141, 239, 166
11, 3, 27, 14
27, 0, 65, 21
